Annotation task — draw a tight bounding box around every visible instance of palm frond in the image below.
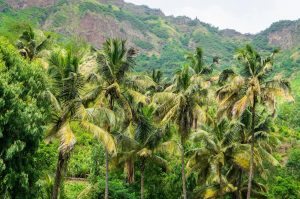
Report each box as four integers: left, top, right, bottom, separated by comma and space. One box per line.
218, 69, 235, 84
81, 121, 116, 154
148, 155, 169, 170
58, 122, 76, 154
232, 95, 249, 118
154, 140, 180, 156
127, 89, 148, 105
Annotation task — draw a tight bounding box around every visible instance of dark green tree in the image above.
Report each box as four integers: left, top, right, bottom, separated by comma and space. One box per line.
0, 37, 49, 198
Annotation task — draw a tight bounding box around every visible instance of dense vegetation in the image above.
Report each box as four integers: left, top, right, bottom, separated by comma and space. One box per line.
0, 19, 299, 199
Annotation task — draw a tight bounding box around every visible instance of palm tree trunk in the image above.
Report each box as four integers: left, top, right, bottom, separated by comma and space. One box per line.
104, 96, 114, 199
219, 164, 224, 199
140, 158, 146, 199
52, 151, 68, 199
194, 116, 198, 130
126, 158, 135, 184
246, 97, 256, 199
105, 148, 109, 199
181, 138, 187, 199
235, 168, 243, 199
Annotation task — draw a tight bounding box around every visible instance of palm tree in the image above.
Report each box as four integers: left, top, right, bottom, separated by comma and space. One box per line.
216, 45, 293, 199
229, 109, 281, 198
46, 47, 118, 199
153, 65, 208, 199
45, 48, 87, 199
187, 109, 281, 199
16, 26, 51, 61
186, 47, 219, 75
85, 38, 138, 199
114, 105, 175, 199
187, 115, 243, 199
151, 69, 163, 84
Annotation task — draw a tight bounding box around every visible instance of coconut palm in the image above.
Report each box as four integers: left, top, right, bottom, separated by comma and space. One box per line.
16, 26, 51, 61
113, 105, 176, 199
187, 116, 242, 199
79, 105, 117, 180
187, 108, 280, 199
153, 65, 208, 199
151, 69, 163, 84
84, 38, 138, 199
228, 109, 281, 198
46, 47, 118, 199
186, 47, 219, 75
216, 44, 293, 199
45, 49, 85, 199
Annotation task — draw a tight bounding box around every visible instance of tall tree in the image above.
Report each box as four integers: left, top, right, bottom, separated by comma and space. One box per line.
216, 45, 293, 199
154, 65, 208, 199
187, 118, 241, 199
187, 111, 279, 198
0, 37, 49, 198
229, 109, 281, 198
46, 49, 85, 199
114, 105, 174, 199
95, 38, 137, 199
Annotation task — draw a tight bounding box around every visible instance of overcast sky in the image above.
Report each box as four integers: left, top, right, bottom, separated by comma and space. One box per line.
125, 0, 300, 34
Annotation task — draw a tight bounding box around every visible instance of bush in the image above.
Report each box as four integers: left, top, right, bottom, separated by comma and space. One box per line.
268, 175, 300, 199
287, 148, 300, 180
78, 178, 138, 199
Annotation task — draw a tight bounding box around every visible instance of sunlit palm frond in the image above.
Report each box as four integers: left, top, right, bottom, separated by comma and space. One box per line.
44, 90, 62, 113
81, 121, 116, 154
154, 140, 180, 156
232, 95, 249, 118
152, 92, 176, 105
81, 85, 103, 106
127, 89, 148, 105
126, 74, 157, 91
161, 103, 179, 125
58, 122, 76, 155
257, 147, 279, 166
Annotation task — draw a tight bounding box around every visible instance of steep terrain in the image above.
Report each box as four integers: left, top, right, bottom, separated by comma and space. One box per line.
1, 0, 300, 74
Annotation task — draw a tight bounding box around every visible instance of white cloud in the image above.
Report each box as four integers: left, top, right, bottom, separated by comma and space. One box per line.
124, 0, 300, 33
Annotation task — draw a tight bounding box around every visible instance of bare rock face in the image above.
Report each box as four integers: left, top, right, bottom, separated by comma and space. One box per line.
7, 0, 57, 9
268, 28, 294, 49
78, 12, 124, 47
265, 20, 300, 49
77, 12, 146, 48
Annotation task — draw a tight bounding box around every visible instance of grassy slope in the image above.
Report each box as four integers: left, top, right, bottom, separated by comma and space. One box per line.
0, 0, 249, 75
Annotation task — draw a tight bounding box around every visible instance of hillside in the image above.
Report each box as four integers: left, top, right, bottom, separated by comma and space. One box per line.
1, 0, 300, 75
0, 1, 300, 199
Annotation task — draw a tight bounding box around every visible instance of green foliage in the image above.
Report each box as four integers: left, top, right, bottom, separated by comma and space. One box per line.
66, 122, 96, 178
64, 181, 89, 199
0, 4, 299, 197
267, 169, 300, 199
0, 37, 49, 198
287, 148, 300, 180
136, 40, 187, 75
133, 39, 154, 50
80, 178, 138, 199
67, 146, 92, 178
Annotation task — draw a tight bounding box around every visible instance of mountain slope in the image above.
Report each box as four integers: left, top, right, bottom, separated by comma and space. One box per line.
1, 0, 300, 75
